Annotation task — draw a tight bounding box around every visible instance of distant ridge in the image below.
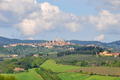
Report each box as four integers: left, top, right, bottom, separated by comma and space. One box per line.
0, 36, 47, 44
68, 40, 103, 45
1, 36, 120, 49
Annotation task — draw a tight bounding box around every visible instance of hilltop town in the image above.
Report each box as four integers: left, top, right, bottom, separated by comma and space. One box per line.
3, 37, 75, 49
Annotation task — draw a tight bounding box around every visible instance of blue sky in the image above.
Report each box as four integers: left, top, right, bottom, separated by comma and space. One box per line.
0, 0, 120, 42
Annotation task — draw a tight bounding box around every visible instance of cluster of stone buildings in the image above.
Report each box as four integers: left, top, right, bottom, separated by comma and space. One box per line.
13, 68, 24, 72
99, 51, 119, 57
3, 37, 75, 49
44, 37, 75, 47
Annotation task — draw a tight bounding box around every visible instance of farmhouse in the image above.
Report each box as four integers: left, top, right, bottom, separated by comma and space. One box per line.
11, 54, 18, 58
99, 51, 119, 57
33, 54, 38, 57
13, 68, 24, 72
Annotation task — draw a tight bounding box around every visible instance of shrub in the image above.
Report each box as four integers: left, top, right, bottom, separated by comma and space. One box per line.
80, 70, 82, 73
84, 71, 88, 74
0, 75, 17, 80
90, 72, 93, 76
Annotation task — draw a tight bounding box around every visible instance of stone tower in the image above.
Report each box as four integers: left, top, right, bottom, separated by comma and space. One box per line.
56, 37, 58, 42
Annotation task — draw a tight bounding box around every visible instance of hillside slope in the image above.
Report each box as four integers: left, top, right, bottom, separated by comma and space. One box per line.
0, 36, 47, 44
1, 36, 120, 49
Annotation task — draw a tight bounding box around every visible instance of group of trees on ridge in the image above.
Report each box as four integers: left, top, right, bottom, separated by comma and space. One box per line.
56, 59, 120, 67
0, 56, 46, 74
57, 46, 105, 57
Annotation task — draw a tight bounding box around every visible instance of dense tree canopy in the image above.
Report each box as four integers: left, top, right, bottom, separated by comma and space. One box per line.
57, 46, 105, 57
0, 56, 46, 73
35, 67, 61, 80
0, 75, 17, 80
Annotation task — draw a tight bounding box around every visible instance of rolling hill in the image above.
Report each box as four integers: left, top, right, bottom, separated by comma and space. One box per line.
1, 36, 120, 49
0, 36, 47, 44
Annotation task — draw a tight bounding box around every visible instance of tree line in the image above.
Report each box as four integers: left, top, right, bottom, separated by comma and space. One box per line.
0, 75, 17, 80
35, 67, 61, 80
56, 59, 120, 67
57, 46, 105, 57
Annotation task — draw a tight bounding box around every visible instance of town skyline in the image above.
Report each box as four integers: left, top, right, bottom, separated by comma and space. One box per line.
3, 37, 75, 48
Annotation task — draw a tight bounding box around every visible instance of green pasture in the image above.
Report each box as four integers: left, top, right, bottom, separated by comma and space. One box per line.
40, 59, 81, 72
1, 68, 43, 80
57, 72, 120, 80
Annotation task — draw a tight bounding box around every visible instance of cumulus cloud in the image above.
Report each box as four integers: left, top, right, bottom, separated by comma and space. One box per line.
15, 2, 86, 36
0, 0, 40, 28
0, 0, 38, 15
89, 10, 120, 33
65, 22, 83, 32
89, 0, 120, 10
28, 37, 34, 40
94, 34, 105, 41
0, 0, 86, 37
0, 14, 7, 21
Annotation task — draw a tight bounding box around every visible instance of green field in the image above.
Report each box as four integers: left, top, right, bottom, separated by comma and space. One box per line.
1, 68, 43, 80
58, 72, 120, 80
40, 59, 81, 72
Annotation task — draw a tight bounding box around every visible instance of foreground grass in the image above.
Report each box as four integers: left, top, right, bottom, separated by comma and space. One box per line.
1, 68, 43, 80
40, 59, 81, 72
57, 72, 120, 80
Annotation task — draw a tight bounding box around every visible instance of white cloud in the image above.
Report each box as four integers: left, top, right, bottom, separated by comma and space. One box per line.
94, 34, 105, 41
0, 0, 40, 28
0, 0, 38, 15
28, 37, 34, 40
0, 1, 86, 37
15, 2, 86, 36
89, 10, 120, 33
65, 22, 83, 32
0, 14, 7, 21
89, 0, 120, 10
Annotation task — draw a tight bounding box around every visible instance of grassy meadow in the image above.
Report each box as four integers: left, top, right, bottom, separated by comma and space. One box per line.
1, 59, 120, 80
1, 68, 43, 80
40, 59, 81, 72
58, 72, 120, 80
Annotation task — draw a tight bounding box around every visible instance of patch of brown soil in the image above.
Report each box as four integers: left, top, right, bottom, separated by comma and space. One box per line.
67, 67, 120, 75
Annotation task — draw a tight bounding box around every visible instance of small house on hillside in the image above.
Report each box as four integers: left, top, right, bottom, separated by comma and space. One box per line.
11, 54, 18, 58
13, 68, 24, 72
99, 51, 119, 57
33, 54, 38, 57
